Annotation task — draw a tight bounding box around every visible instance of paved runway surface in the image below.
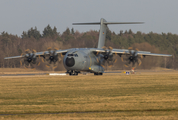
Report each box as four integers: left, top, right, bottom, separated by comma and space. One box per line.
0, 72, 123, 76
0, 70, 176, 77
0, 73, 48, 76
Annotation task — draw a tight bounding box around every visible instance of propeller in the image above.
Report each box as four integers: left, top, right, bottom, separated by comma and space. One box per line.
121, 47, 142, 68
97, 46, 117, 68
20, 49, 40, 69
42, 47, 62, 70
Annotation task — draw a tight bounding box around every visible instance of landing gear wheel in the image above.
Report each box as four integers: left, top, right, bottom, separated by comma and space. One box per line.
94, 73, 103, 75
75, 72, 78, 75
94, 73, 98, 75
68, 70, 79, 76
99, 73, 103, 75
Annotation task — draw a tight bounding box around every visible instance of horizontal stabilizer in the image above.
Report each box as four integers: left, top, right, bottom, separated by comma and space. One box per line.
73, 22, 144, 25
72, 22, 100, 25
103, 22, 144, 25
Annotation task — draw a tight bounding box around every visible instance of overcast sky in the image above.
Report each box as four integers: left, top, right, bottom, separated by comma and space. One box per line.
0, 0, 177, 36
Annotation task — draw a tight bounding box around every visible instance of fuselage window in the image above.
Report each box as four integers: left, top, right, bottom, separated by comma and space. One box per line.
74, 54, 78, 57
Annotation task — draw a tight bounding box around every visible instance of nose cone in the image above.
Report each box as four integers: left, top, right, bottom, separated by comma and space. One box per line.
65, 57, 75, 67
27, 58, 32, 62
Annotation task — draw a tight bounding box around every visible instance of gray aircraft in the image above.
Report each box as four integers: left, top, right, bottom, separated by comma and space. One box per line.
4, 18, 172, 75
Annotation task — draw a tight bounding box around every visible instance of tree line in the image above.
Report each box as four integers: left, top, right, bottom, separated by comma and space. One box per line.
0, 25, 177, 70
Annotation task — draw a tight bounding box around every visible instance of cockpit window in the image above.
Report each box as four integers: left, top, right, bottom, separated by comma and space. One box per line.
67, 54, 78, 57
67, 54, 73, 56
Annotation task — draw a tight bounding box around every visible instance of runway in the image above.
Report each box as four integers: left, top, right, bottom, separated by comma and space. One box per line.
0, 70, 176, 77
0, 71, 123, 77
0, 73, 48, 76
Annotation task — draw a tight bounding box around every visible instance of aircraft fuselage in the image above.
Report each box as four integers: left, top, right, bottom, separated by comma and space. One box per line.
63, 48, 104, 74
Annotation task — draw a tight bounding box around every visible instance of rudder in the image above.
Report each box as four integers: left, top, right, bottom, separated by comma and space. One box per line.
97, 18, 107, 48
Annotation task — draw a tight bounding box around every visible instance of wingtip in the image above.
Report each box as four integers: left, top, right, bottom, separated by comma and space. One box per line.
4, 57, 9, 60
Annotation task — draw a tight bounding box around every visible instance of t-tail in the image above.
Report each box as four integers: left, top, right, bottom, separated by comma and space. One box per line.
73, 18, 144, 48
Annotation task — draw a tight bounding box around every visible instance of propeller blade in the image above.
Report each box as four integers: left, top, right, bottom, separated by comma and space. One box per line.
55, 48, 58, 50
30, 62, 34, 68
138, 59, 142, 66
32, 49, 36, 53
47, 47, 52, 50
96, 58, 99, 63
20, 60, 22, 66
21, 53, 24, 57
25, 49, 30, 53
128, 47, 133, 50
114, 59, 117, 63
46, 65, 50, 68
101, 64, 105, 68
60, 53, 63, 57
124, 64, 129, 67
109, 46, 113, 50
140, 55, 143, 59
108, 65, 113, 68
96, 51, 99, 55
24, 59, 29, 66
37, 62, 40, 66
41, 58, 45, 63
53, 66, 57, 69
102, 46, 107, 50
121, 57, 124, 62
135, 48, 139, 51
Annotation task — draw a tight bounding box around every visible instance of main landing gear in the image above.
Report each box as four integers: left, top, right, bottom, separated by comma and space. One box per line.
67, 70, 79, 76
94, 73, 103, 75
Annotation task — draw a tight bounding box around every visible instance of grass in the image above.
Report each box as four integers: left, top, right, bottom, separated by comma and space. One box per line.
0, 71, 178, 119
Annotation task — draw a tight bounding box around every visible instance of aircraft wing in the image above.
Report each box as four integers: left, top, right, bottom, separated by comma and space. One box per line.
112, 49, 172, 57
91, 48, 172, 57
4, 55, 24, 59
4, 49, 70, 60
136, 52, 172, 57
93, 48, 150, 53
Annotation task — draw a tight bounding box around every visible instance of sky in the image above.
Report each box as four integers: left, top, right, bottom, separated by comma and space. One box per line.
0, 0, 178, 36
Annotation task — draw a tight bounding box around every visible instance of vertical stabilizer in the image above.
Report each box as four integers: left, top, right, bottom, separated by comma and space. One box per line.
97, 18, 107, 48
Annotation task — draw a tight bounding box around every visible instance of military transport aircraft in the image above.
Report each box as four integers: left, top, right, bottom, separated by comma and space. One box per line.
4, 18, 172, 75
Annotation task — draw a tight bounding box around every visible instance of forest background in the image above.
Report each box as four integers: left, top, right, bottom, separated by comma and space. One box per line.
0, 25, 177, 71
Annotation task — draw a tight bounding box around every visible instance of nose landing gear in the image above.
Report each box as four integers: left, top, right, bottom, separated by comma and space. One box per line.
94, 73, 103, 75
67, 70, 79, 76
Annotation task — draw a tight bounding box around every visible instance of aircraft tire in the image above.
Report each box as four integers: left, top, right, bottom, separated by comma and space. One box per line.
94, 73, 98, 75
74, 72, 78, 76
94, 73, 103, 75
99, 73, 103, 75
